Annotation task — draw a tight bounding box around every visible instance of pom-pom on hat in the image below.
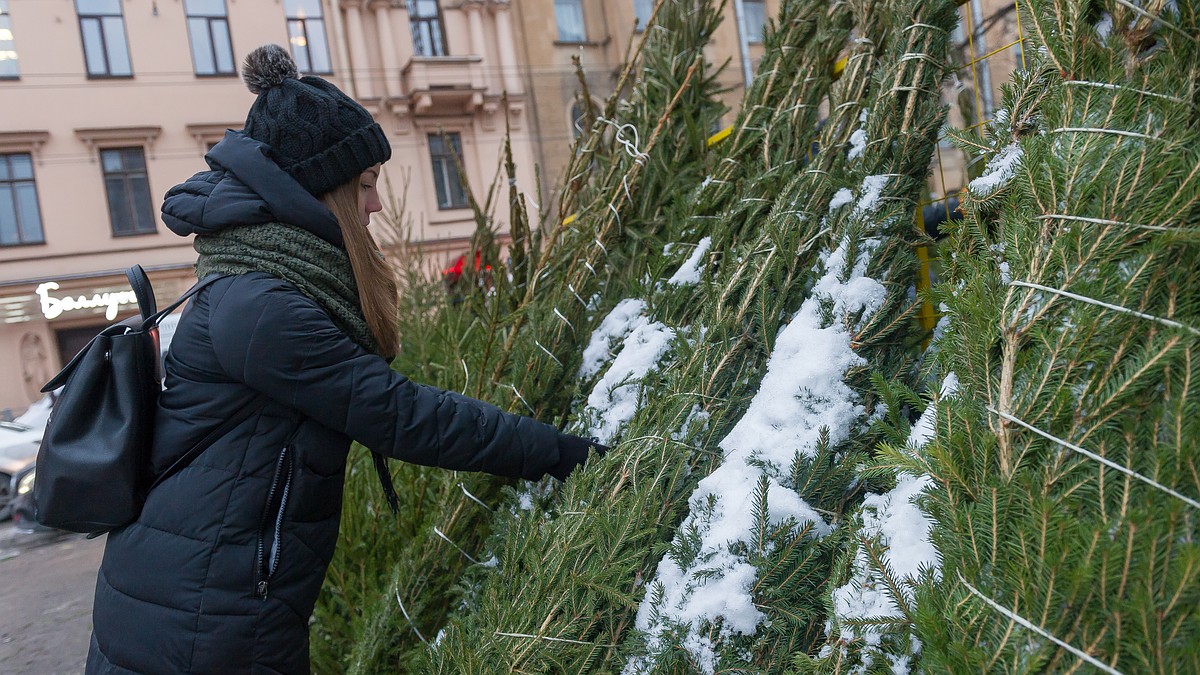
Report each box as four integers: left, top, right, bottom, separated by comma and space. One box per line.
240, 44, 391, 197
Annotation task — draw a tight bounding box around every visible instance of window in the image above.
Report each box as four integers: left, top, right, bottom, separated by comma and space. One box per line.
408, 0, 448, 57
0, 153, 44, 246
428, 134, 468, 210
283, 0, 331, 74
100, 148, 156, 236
570, 100, 590, 138
742, 0, 766, 44
555, 0, 585, 42
76, 0, 132, 77
0, 0, 18, 78
633, 0, 654, 31
185, 0, 234, 76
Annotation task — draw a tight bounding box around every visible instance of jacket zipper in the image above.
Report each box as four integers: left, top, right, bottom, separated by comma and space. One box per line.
255, 446, 294, 601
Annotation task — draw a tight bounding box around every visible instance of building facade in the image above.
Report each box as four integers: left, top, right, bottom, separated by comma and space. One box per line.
0, 0, 536, 415
0, 0, 1020, 415
510, 0, 779, 203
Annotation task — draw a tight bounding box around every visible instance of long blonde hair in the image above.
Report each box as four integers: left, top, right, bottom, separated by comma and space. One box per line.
321, 181, 399, 358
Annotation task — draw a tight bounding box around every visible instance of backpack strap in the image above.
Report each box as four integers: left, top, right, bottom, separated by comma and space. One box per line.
141, 273, 224, 330
125, 265, 158, 322
149, 395, 270, 492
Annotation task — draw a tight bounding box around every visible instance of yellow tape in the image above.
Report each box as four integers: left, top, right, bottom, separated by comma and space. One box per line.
832, 56, 847, 80
914, 206, 939, 343
706, 125, 733, 147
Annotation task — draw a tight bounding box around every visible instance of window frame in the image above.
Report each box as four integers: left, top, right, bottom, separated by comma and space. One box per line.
184, 0, 236, 77
283, 0, 332, 75
554, 0, 586, 43
427, 133, 470, 211
98, 147, 157, 237
0, 0, 19, 79
75, 0, 133, 78
742, 0, 767, 45
633, 0, 654, 32
0, 152, 45, 247
408, 0, 449, 57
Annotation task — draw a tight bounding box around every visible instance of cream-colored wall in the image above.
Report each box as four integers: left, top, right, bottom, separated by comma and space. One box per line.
0, 0, 537, 413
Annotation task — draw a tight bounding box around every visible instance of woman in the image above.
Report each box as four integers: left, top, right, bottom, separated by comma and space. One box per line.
86, 45, 601, 674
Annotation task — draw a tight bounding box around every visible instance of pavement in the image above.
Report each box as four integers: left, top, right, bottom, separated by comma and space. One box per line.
0, 522, 105, 674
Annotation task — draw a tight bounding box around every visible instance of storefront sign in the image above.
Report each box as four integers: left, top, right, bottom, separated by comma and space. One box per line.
35, 282, 137, 321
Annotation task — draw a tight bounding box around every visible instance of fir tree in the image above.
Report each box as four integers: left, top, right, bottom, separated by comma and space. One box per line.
626, 0, 957, 669
412, 0, 958, 669
903, 0, 1200, 671
309, 1, 727, 671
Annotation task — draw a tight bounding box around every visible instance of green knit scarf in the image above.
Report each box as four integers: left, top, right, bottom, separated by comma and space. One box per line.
195, 223, 380, 356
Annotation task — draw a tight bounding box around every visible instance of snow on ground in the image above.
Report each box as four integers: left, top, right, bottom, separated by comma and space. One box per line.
628, 205, 892, 673
968, 142, 1023, 196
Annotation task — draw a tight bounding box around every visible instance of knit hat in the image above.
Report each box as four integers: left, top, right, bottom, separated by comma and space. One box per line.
240, 44, 391, 196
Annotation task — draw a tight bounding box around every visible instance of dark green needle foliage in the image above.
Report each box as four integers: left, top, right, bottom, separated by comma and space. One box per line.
900, 0, 1200, 671
309, 1, 728, 672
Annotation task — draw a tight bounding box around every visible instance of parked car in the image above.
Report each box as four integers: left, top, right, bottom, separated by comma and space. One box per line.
9, 463, 46, 532
0, 419, 42, 521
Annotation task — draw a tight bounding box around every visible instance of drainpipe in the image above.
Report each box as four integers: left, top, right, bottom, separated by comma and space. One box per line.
731, 0, 753, 90
328, 0, 356, 97
969, 0, 994, 116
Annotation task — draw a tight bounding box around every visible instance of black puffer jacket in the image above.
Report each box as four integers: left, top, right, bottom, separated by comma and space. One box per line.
86, 132, 566, 674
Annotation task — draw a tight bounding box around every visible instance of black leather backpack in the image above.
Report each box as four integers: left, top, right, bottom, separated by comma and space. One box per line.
32, 265, 261, 535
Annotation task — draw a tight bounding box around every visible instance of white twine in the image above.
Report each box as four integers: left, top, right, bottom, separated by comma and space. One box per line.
781, 103, 813, 114
509, 383, 534, 413
899, 52, 944, 66
1036, 214, 1171, 233
607, 202, 622, 228
553, 307, 574, 331
1063, 80, 1185, 104
395, 591, 428, 644
432, 526, 480, 564
494, 631, 616, 647
957, 572, 1124, 675
534, 340, 563, 366
567, 283, 587, 307
596, 117, 650, 165
904, 21, 950, 34
1050, 127, 1159, 141
987, 407, 1200, 511
1009, 279, 1200, 336
458, 482, 493, 511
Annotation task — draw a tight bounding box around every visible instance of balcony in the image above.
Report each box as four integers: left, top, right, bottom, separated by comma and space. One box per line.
401, 56, 487, 115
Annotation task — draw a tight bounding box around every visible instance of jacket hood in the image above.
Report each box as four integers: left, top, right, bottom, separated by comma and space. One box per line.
161, 130, 343, 248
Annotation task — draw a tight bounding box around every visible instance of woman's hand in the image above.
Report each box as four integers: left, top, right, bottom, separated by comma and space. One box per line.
549, 434, 608, 480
